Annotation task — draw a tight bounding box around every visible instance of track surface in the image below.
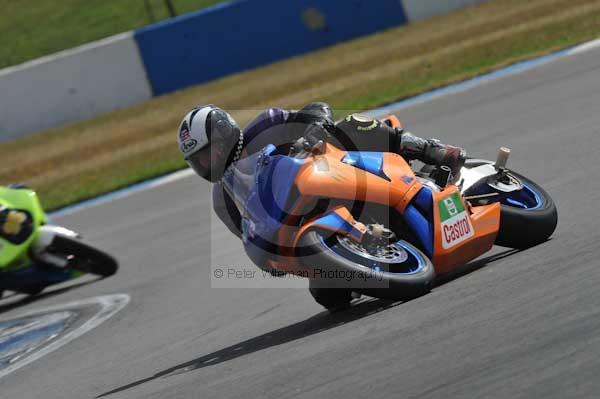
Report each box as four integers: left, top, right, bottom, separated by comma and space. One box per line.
2, 46, 600, 399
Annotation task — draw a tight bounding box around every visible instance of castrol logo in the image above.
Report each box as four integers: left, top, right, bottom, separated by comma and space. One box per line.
439, 193, 474, 249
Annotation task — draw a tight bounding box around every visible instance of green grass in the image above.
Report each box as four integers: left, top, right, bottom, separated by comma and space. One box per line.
0, 0, 222, 69
1, 0, 600, 211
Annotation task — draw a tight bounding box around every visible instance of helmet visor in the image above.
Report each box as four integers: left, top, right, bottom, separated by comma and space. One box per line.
186, 146, 213, 181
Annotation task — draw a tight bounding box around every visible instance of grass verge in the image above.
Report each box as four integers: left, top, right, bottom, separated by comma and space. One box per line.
0, 0, 222, 69
1, 0, 599, 210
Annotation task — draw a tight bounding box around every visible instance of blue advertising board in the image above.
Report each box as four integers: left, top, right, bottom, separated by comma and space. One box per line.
134, 0, 407, 95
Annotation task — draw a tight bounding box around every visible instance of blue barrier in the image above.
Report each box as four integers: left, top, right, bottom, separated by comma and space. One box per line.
134, 0, 407, 96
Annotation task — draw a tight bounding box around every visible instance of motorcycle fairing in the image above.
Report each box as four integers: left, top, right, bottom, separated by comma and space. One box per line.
295, 144, 422, 214
225, 140, 502, 276
293, 206, 367, 249
224, 145, 305, 233
0, 187, 46, 270
291, 144, 501, 274
225, 145, 307, 270
342, 152, 390, 181
431, 187, 500, 273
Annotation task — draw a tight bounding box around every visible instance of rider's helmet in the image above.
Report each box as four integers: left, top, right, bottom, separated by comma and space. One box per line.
177, 105, 243, 182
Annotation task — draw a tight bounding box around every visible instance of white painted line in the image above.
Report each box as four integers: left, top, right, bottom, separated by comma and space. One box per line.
569, 38, 600, 55
0, 294, 130, 379
50, 36, 600, 217
50, 169, 195, 218
366, 37, 600, 117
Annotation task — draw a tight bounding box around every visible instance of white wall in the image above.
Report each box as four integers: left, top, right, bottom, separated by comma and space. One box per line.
401, 0, 488, 22
0, 32, 152, 142
0, 1, 490, 142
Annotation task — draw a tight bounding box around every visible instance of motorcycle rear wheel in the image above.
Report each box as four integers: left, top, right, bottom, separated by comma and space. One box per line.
492, 172, 557, 249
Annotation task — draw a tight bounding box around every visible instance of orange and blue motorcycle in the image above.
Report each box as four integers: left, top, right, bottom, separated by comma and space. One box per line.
222, 116, 557, 310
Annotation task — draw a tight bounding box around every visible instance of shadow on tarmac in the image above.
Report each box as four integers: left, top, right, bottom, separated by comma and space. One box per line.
98, 248, 521, 398
0, 277, 102, 315
97, 296, 402, 398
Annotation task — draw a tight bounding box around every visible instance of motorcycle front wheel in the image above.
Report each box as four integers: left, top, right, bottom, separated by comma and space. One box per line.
49, 235, 119, 277
298, 230, 435, 306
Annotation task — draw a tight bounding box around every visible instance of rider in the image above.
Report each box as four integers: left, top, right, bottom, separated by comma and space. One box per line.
176, 103, 466, 235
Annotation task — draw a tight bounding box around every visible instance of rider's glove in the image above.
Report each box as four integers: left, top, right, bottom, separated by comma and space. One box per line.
303, 121, 331, 153
423, 139, 467, 177
399, 132, 466, 177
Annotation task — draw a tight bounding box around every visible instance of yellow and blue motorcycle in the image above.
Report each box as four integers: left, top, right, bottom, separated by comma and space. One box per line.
0, 185, 118, 297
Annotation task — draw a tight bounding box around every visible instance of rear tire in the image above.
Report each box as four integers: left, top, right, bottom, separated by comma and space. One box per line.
494, 173, 558, 249
50, 235, 118, 277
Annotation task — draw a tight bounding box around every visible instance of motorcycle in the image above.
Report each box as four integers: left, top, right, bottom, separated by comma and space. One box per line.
0, 185, 118, 297
220, 116, 557, 310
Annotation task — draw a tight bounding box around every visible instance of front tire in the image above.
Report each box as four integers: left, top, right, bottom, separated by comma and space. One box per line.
298, 230, 435, 303
50, 235, 118, 277
308, 279, 353, 312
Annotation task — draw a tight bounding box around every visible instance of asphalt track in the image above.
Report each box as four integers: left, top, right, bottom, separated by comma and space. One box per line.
2, 44, 600, 399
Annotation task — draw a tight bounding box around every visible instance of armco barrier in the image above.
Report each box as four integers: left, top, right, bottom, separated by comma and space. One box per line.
0, 33, 152, 141
134, 0, 407, 96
